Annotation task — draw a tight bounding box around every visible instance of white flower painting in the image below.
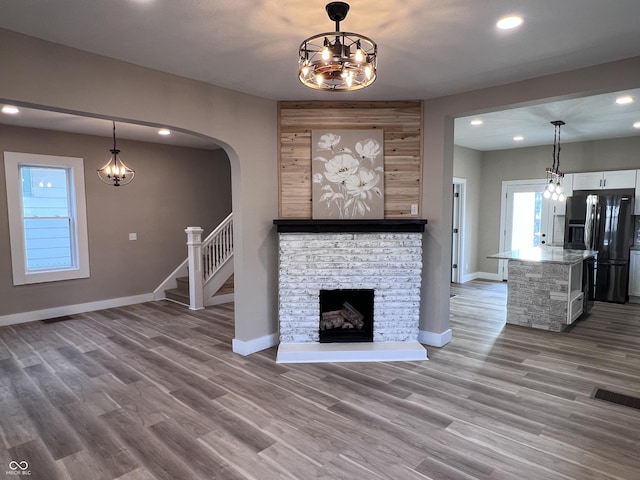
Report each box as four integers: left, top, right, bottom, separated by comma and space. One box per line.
312, 130, 385, 219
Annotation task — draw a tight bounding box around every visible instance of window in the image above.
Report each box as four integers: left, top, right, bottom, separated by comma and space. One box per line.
4, 152, 90, 285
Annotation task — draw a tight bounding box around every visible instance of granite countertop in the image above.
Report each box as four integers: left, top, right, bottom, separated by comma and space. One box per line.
487, 246, 598, 264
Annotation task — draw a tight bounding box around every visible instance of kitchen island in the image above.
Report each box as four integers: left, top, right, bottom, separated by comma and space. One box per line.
488, 247, 598, 331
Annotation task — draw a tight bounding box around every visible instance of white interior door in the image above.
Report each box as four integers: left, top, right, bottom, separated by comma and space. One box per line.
499, 181, 550, 279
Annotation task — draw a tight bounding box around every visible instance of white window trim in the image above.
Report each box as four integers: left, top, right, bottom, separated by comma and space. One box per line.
4, 152, 90, 285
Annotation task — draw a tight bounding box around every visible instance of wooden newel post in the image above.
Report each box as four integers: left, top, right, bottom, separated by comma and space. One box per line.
185, 227, 204, 310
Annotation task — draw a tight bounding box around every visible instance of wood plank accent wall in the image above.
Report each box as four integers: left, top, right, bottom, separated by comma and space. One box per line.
278, 101, 423, 218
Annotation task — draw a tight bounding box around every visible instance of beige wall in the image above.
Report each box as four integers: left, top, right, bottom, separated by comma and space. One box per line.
476, 135, 640, 274
0, 29, 278, 343
453, 145, 482, 278
421, 56, 640, 341
1, 26, 639, 349
0, 124, 231, 315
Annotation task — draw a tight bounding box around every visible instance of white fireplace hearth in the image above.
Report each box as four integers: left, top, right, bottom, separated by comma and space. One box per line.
274, 219, 428, 363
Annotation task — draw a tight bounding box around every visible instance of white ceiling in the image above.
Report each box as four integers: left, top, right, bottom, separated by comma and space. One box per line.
0, 108, 222, 150
455, 88, 640, 151
1, 0, 639, 150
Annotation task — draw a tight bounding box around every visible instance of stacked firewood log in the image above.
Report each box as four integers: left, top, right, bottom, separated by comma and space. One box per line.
320, 302, 365, 331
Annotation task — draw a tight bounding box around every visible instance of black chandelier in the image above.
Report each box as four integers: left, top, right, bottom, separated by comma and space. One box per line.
97, 121, 135, 187
544, 120, 565, 201
298, 2, 377, 91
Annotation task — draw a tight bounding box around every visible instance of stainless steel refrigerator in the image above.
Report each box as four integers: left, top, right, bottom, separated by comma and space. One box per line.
564, 189, 635, 303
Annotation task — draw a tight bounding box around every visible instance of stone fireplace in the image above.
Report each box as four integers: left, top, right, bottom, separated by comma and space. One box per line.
274, 219, 428, 363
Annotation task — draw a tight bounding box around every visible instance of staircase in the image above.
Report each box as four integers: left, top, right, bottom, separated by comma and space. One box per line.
157, 213, 234, 310
165, 274, 234, 306
164, 276, 191, 305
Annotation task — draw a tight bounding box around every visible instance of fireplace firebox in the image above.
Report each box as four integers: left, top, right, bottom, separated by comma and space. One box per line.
319, 289, 374, 343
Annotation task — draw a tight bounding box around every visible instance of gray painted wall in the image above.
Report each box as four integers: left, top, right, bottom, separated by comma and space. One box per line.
422, 56, 640, 341
0, 124, 231, 315
2, 26, 639, 349
0, 28, 278, 345
475, 135, 640, 274
453, 145, 482, 278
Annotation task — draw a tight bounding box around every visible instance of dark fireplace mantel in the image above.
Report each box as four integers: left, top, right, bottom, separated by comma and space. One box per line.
273, 219, 428, 233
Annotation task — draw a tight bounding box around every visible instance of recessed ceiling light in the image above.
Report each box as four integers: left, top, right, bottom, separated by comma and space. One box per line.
634, 121, 640, 129
158, 128, 171, 136
616, 95, 634, 105
497, 16, 523, 30
2, 105, 19, 115
513, 135, 524, 141
470, 119, 483, 126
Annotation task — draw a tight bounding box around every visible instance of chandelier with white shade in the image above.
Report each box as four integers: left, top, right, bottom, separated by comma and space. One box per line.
298, 2, 377, 91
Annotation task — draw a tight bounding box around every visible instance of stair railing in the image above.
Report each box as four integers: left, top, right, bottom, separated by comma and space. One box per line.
202, 213, 233, 284
185, 213, 233, 310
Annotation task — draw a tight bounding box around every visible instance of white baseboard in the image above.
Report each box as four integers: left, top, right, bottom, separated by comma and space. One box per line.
232, 332, 279, 356
461, 272, 479, 283
418, 328, 452, 347
276, 341, 427, 363
0, 293, 155, 327
462, 271, 502, 282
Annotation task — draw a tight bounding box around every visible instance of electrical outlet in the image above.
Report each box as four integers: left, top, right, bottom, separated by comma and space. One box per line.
129, 233, 137, 241
410, 204, 418, 216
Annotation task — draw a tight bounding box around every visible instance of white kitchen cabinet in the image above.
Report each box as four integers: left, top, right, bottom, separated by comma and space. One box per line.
604, 170, 637, 189
572, 172, 603, 190
629, 250, 640, 302
572, 170, 636, 190
562, 173, 573, 198
568, 261, 584, 324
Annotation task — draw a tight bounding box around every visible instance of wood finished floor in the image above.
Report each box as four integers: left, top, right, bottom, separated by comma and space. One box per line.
1, 280, 639, 479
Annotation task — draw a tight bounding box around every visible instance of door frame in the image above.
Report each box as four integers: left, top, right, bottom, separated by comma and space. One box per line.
451, 177, 466, 283
498, 178, 548, 280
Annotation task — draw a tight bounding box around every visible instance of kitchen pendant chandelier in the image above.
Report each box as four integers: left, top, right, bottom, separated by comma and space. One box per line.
97, 121, 135, 187
544, 120, 565, 201
298, 2, 377, 91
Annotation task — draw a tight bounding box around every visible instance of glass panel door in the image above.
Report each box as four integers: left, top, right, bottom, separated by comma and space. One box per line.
501, 182, 549, 279
511, 191, 542, 249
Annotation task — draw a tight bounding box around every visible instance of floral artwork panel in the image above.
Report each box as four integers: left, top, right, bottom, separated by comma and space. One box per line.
312, 130, 384, 219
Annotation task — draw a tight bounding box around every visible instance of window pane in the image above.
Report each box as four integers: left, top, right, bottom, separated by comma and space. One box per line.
20, 166, 73, 271
23, 218, 73, 270
5, 152, 89, 285
511, 191, 543, 250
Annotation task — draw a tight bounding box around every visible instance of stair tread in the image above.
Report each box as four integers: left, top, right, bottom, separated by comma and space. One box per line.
165, 288, 190, 300
174, 277, 190, 295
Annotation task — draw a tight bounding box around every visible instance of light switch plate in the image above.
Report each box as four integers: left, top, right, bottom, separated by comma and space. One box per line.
129, 233, 137, 241
410, 204, 418, 216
